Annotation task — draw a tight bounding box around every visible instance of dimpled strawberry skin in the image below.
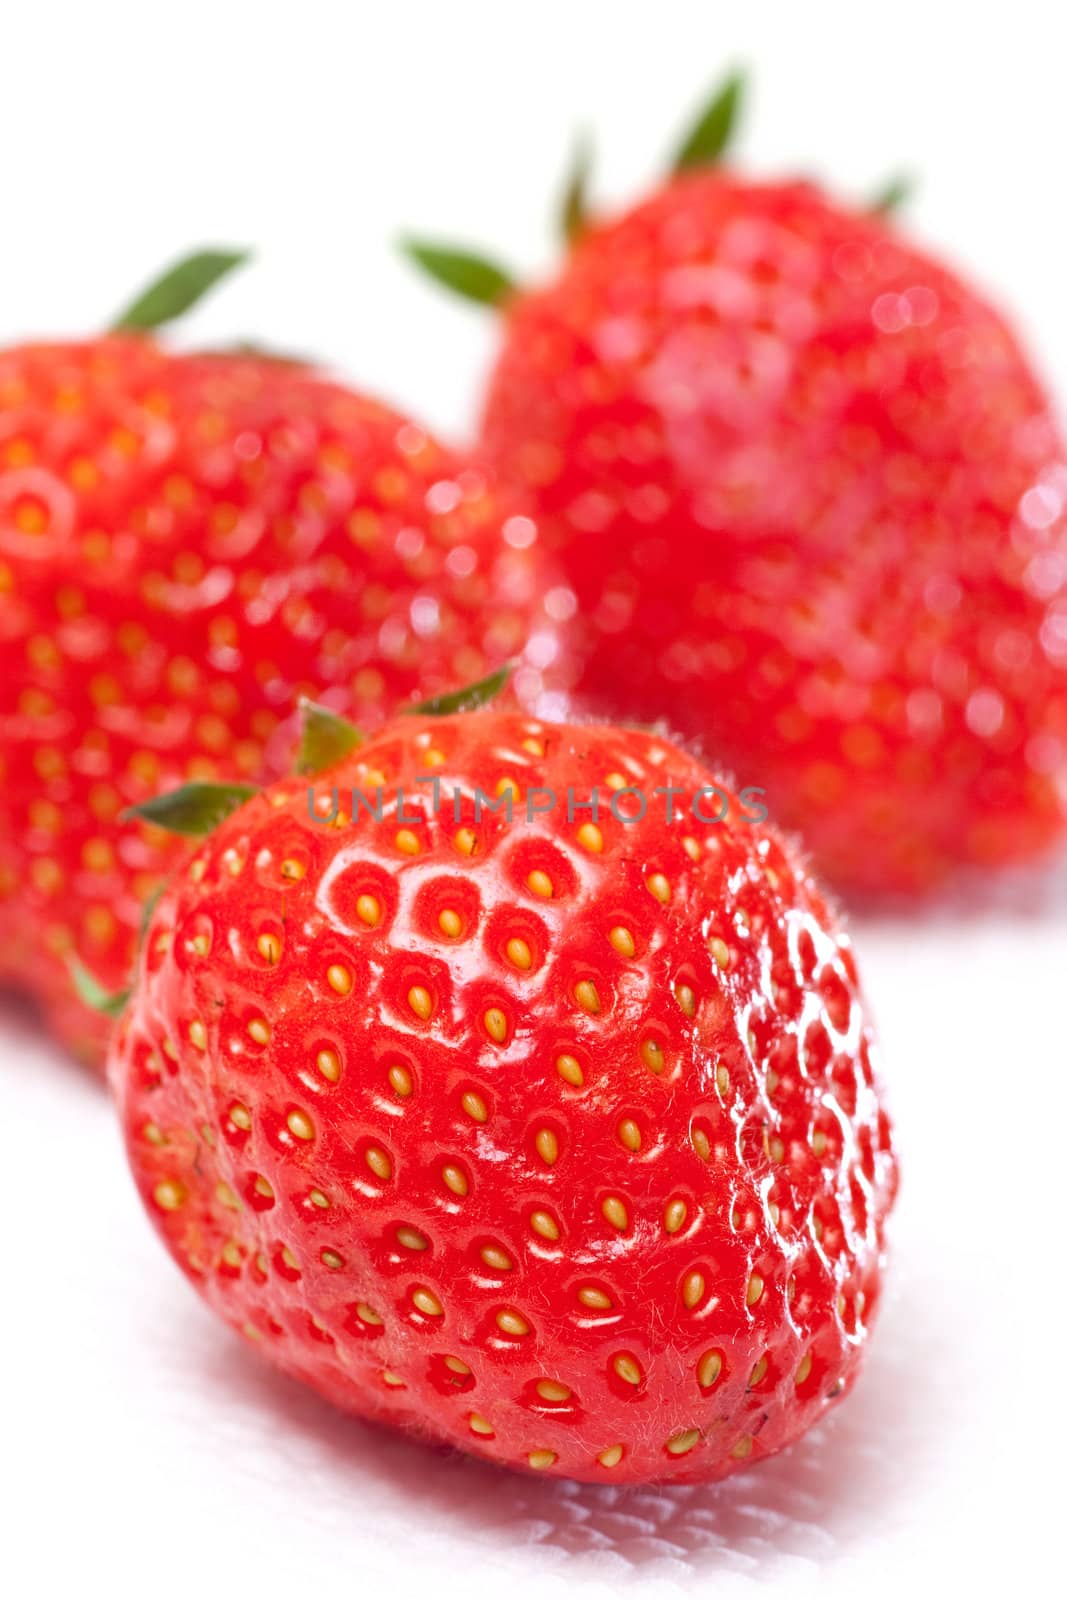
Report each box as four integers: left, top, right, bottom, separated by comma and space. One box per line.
0, 338, 568, 1061
480, 173, 1067, 896
110, 710, 897, 1485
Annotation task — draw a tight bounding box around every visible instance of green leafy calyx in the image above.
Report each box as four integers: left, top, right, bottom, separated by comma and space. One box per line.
297, 699, 365, 776
68, 956, 130, 1018
671, 69, 745, 173
869, 174, 914, 214
122, 782, 258, 837
559, 132, 594, 244
111, 248, 251, 333
405, 664, 512, 717
400, 240, 516, 308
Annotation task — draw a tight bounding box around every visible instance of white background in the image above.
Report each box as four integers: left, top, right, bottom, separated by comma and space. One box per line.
2, 3, 1066, 1595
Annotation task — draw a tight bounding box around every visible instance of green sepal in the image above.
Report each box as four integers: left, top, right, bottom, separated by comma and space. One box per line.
405, 664, 512, 718
671, 69, 745, 172
559, 131, 594, 244
869, 174, 914, 214
111, 248, 251, 333
296, 699, 365, 775
68, 956, 130, 1019
400, 239, 516, 307
138, 883, 166, 941
122, 782, 258, 836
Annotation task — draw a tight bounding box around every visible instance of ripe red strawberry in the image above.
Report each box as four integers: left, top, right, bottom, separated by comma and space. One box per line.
407, 76, 1067, 896
0, 252, 568, 1063
109, 697, 897, 1485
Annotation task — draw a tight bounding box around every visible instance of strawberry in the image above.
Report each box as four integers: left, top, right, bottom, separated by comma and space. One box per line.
406, 74, 1067, 897
0, 252, 569, 1062
109, 690, 896, 1485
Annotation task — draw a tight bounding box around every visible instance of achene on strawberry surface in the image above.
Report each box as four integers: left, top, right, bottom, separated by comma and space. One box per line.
0, 253, 570, 1063
110, 702, 897, 1485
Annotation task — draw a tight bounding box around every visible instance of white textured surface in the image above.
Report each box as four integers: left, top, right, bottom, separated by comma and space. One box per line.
4, 912, 1064, 1597
3, 2, 1067, 1593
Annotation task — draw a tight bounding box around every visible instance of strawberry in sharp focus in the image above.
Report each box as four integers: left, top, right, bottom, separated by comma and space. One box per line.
406, 73, 1067, 898
0, 251, 571, 1063
109, 692, 897, 1485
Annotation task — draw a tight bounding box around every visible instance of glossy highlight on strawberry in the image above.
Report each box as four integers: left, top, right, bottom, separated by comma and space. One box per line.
110, 708, 897, 1485
0, 316, 570, 1062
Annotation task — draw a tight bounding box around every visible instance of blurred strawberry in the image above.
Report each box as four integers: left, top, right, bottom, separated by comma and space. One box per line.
0, 251, 569, 1062
406, 74, 1067, 897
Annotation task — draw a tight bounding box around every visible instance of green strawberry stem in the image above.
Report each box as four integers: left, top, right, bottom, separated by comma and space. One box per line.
402, 68, 745, 307
122, 781, 259, 836
297, 667, 513, 775
138, 883, 165, 938
399, 240, 516, 308
68, 956, 130, 1018
559, 131, 594, 244
297, 699, 365, 776
870, 174, 914, 213
671, 68, 745, 172
405, 664, 512, 716
111, 248, 251, 333
402, 66, 911, 311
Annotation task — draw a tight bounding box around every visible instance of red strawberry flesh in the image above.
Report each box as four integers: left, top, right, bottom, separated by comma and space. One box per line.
110, 709, 897, 1484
